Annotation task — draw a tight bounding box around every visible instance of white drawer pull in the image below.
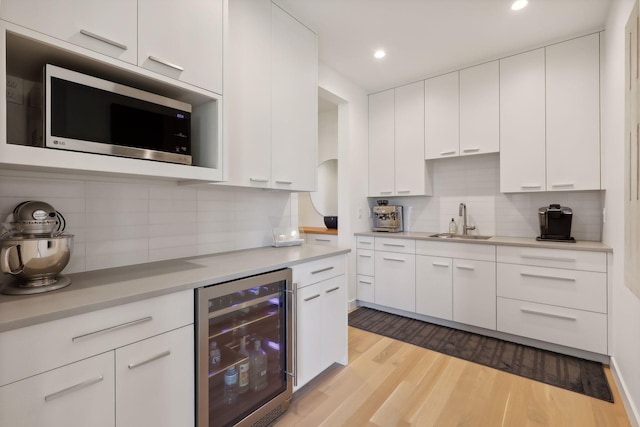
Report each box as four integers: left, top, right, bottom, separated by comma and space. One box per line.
45, 375, 104, 402
311, 266, 334, 275
456, 264, 475, 270
462, 147, 480, 153
80, 29, 127, 50
128, 350, 171, 369
397, 190, 411, 194
520, 308, 577, 321
520, 272, 576, 282
383, 243, 405, 247
359, 241, 372, 245
359, 254, 372, 258
303, 294, 321, 302
250, 177, 269, 183
148, 55, 184, 71
432, 262, 449, 268
440, 150, 456, 156
380, 191, 393, 194
358, 279, 372, 285
275, 180, 293, 185
520, 254, 576, 263
72, 316, 153, 342
325, 286, 340, 294
314, 238, 332, 242
521, 185, 542, 189
551, 183, 575, 188
383, 257, 405, 262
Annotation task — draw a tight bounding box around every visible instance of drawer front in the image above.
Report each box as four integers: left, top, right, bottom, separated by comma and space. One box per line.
496, 246, 606, 272
497, 297, 607, 354
0, 290, 194, 387
356, 274, 375, 303
293, 255, 346, 288
375, 237, 415, 254
356, 249, 374, 276
416, 240, 495, 261
306, 233, 338, 247
497, 263, 606, 313
356, 235, 375, 249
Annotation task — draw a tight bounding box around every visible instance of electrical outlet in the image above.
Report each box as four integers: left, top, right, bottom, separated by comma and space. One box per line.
6, 75, 23, 105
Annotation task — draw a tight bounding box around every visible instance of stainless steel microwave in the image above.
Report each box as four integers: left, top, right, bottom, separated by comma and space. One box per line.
41, 64, 192, 165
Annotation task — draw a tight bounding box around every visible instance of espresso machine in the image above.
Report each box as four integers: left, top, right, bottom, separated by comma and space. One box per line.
372, 200, 403, 232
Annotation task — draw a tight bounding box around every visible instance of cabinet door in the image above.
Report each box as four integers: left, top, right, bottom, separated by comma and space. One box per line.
223, 0, 272, 187
356, 274, 375, 303
416, 255, 453, 320
0, 352, 114, 427
272, 4, 318, 191
453, 259, 496, 330
425, 71, 459, 159
460, 61, 499, 156
296, 281, 324, 389
138, 0, 223, 94
322, 276, 348, 368
499, 49, 546, 192
369, 89, 395, 196
395, 81, 427, 196
116, 325, 194, 427
546, 33, 601, 191
0, 0, 137, 64
374, 251, 416, 312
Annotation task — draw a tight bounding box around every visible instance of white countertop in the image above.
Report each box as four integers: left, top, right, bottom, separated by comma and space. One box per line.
0, 244, 350, 333
355, 231, 612, 252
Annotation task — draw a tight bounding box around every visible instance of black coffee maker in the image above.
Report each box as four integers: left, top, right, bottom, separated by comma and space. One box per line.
537, 204, 575, 242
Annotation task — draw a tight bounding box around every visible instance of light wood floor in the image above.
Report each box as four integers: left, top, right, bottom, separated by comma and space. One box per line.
273, 326, 631, 427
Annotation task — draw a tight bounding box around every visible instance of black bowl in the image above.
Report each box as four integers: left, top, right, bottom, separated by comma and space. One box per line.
324, 216, 338, 229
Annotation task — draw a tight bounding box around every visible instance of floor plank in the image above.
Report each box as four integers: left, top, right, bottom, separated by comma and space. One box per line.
273, 327, 631, 427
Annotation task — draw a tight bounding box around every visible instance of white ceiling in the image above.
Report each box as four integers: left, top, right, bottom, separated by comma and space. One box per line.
275, 0, 612, 94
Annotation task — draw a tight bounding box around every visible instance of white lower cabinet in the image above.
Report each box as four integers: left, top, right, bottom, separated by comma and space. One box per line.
0, 352, 115, 427
356, 237, 375, 303
293, 256, 347, 391
416, 255, 452, 320
374, 250, 416, 312
452, 259, 496, 330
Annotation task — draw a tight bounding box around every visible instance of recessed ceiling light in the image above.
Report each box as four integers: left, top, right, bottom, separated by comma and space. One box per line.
374, 49, 386, 59
511, 0, 528, 11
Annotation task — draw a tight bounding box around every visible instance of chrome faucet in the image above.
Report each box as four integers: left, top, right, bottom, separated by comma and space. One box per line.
459, 203, 476, 235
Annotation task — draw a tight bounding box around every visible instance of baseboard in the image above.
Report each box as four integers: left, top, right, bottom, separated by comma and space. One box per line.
348, 298, 358, 312
611, 356, 640, 427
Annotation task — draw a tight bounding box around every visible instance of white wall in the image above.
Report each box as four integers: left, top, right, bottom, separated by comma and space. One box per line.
604, 0, 640, 425
0, 170, 293, 274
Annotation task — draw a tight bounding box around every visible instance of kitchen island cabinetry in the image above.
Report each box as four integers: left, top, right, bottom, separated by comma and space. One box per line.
292, 255, 347, 391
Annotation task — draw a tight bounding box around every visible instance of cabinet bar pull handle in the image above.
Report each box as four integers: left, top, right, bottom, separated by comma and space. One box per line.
462, 147, 480, 153
456, 264, 475, 270
314, 238, 331, 242
360, 241, 372, 245
432, 262, 449, 267
380, 191, 393, 194
148, 55, 184, 71
311, 266, 334, 275
45, 375, 104, 402
521, 185, 542, 189
128, 350, 171, 369
520, 308, 577, 321
550, 183, 574, 188
275, 180, 293, 184
304, 294, 321, 302
520, 254, 576, 262
80, 29, 127, 50
72, 316, 153, 342
359, 254, 372, 258
250, 177, 269, 183
358, 279, 372, 284
520, 272, 576, 282
383, 257, 405, 262
397, 190, 411, 194
326, 286, 340, 293
285, 282, 298, 386
383, 243, 405, 247
440, 150, 456, 155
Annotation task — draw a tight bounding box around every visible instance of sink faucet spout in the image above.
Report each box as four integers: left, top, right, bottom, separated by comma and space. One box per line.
459, 202, 476, 235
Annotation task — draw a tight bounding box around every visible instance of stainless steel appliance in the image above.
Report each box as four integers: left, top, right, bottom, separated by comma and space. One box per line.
34, 64, 192, 165
1, 201, 74, 294
196, 269, 294, 427
537, 204, 575, 242
372, 200, 403, 232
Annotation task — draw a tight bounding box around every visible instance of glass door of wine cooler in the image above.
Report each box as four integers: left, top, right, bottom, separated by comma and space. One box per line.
196, 269, 293, 427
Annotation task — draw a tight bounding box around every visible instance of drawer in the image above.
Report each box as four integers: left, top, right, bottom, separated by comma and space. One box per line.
497, 263, 606, 313
496, 246, 606, 272
375, 237, 415, 254
356, 249, 374, 276
356, 235, 375, 249
306, 233, 338, 247
497, 297, 607, 354
293, 255, 345, 288
356, 275, 375, 303
416, 240, 495, 262
0, 290, 193, 387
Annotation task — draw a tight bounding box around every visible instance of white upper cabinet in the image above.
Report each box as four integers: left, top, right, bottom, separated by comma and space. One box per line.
369, 89, 396, 196
459, 61, 499, 156
425, 71, 459, 159
546, 33, 601, 191
0, 0, 137, 64
500, 48, 546, 192
138, 0, 223, 94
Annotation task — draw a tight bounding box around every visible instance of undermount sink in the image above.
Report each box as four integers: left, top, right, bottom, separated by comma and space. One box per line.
429, 233, 492, 240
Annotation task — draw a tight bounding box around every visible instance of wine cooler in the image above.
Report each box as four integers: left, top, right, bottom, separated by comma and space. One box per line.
196, 269, 294, 427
